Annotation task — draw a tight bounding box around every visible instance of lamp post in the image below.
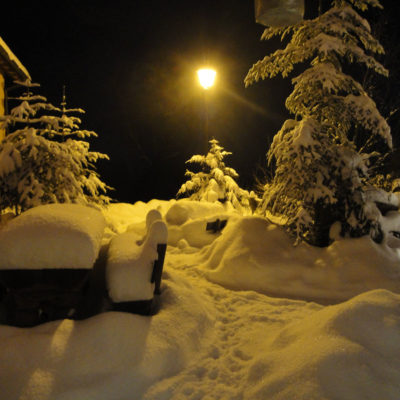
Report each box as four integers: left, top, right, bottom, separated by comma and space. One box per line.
197, 68, 216, 152
254, 0, 304, 27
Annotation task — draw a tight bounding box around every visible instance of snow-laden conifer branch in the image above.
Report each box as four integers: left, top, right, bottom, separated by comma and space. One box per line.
246, 0, 390, 246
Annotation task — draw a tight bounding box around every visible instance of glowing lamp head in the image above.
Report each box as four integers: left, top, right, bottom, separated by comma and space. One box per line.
197, 68, 216, 90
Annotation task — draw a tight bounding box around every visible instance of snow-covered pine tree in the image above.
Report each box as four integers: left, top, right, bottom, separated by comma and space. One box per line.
245, 0, 391, 246
177, 139, 253, 213
0, 80, 111, 214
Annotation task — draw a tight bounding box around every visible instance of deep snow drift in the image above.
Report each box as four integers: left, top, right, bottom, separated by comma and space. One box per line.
1, 199, 400, 400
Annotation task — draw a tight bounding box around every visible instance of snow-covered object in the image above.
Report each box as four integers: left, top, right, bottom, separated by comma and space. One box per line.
165, 199, 234, 248
106, 220, 168, 302
145, 209, 162, 229
0, 204, 105, 270
121, 208, 163, 244
165, 199, 226, 225
168, 213, 236, 249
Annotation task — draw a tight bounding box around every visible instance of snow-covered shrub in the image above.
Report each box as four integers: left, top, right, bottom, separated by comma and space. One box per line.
0, 81, 111, 214
245, 0, 391, 246
177, 139, 252, 213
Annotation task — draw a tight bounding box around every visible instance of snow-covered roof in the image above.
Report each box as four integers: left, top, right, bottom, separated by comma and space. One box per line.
0, 37, 31, 82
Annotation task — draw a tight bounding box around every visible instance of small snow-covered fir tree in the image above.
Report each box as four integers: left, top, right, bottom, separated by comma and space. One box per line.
245, 0, 391, 246
0, 81, 111, 214
177, 139, 252, 213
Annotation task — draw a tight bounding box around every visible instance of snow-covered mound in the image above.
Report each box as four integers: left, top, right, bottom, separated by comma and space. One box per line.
164, 199, 237, 250
201, 215, 400, 303
245, 289, 400, 400
0, 204, 106, 270
101, 200, 169, 237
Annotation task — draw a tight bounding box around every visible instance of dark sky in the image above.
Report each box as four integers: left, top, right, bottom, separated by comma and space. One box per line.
1, 0, 396, 203
1, 0, 292, 203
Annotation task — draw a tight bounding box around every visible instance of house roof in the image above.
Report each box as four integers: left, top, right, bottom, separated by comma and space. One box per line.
0, 37, 31, 82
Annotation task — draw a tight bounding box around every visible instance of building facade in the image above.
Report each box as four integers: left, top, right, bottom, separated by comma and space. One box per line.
0, 37, 31, 141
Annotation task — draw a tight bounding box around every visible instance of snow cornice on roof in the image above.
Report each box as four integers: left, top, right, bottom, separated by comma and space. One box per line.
0, 37, 31, 82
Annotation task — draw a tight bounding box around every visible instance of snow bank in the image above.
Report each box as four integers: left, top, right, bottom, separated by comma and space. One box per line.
101, 200, 170, 241
0, 204, 105, 270
201, 216, 400, 303
245, 289, 400, 400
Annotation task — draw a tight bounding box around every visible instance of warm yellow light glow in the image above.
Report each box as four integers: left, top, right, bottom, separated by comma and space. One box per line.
197, 68, 216, 89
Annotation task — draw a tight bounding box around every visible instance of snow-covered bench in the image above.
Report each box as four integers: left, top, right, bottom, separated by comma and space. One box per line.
106, 209, 168, 315
206, 218, 228, 233
0, 204, 106, 327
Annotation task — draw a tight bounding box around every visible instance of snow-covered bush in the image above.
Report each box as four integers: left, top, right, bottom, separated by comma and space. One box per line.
0, 81, 111, 214
245, 0, 391, 246
177, 139, 252, 213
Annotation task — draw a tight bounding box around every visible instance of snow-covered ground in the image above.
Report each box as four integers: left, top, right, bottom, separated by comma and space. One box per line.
1, 199, 400, 399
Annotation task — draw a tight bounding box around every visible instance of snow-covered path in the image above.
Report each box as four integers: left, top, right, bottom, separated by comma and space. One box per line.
143, 251, 321, 400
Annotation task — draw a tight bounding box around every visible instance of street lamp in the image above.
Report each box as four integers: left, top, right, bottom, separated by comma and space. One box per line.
197, 68, 216, 90
197, 68, 216, 152
254, 0, 304, 27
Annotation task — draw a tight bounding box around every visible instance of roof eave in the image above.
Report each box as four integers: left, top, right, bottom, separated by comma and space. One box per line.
0, 37, 31, 82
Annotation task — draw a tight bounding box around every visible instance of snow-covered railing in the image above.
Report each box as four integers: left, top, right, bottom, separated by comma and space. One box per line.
106, 209, 168, 315
0, 204, 106, 327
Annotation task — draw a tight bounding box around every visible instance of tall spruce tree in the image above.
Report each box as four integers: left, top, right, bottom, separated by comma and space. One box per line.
177, 139, 253, 213
0, 81, 111, 214
245, 0, 391, 246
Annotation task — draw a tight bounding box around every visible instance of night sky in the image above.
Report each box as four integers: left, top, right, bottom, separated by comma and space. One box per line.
1, 0, 397, 203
